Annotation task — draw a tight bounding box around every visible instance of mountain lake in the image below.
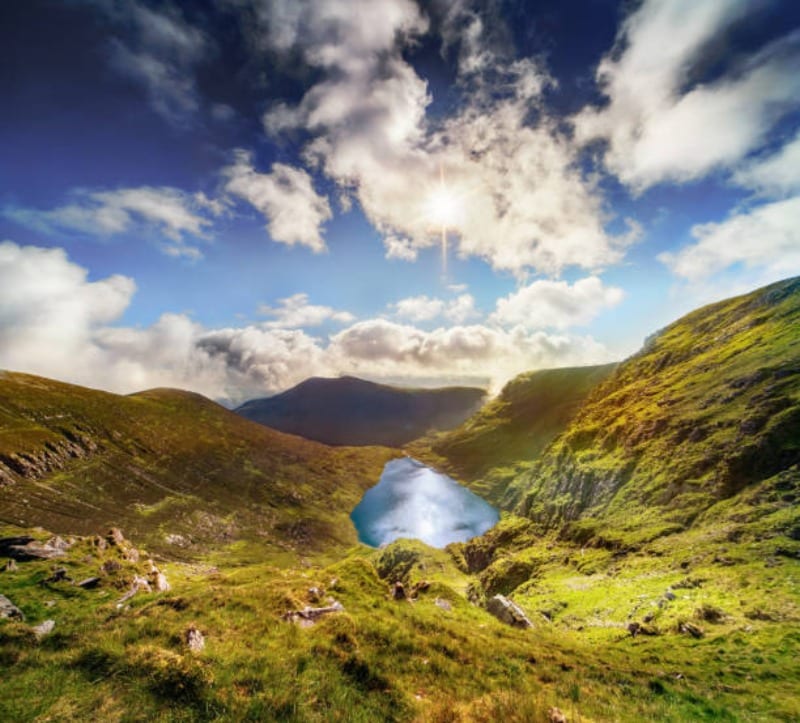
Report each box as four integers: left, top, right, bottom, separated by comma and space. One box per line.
351, 457, 500, 548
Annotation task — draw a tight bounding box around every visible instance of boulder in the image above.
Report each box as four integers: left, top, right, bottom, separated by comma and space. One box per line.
152, 572, 170, 592
486, 595, 533, 629
4, 559, 17, 572
107, 528, 126, 546
0, 593, 24, 620
434, 597, 452, 612
548, 707, 567, 723
392, 581, 406, 600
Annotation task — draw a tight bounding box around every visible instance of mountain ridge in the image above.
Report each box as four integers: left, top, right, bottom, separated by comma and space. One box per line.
235, 374, 486, 446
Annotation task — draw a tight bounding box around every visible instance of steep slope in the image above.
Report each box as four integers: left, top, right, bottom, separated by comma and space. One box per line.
235, 375, 486, 446
509, 276, 800, 546
415, 364, 616, 503
0, 372, 396, 558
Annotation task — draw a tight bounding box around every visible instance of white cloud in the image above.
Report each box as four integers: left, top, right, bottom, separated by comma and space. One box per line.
0, 243, 618, 404
223, 150, 332, 251
101, 0, 209, 124
732, 129, 800, 197
258, 293, 355, 328
251, 0, 627, 276
659, 196, 800, 281
392, 295, 446, 322
383, 235, 418, 262
5, 186, 215, 259
491, 276, 624, 330
574, 0, 800, 191
392, 293, 480, 324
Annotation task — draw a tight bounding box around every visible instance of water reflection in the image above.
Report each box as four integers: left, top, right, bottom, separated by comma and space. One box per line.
351, 457, 499, 548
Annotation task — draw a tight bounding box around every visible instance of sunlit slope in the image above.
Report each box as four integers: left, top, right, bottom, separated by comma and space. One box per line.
510, 276, 800, 546
416, 364, 616, 503
236, 375, 486, 446
0, 372, 396, 557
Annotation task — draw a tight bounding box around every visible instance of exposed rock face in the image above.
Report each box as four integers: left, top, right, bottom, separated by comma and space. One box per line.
0, 536, 66, 561
282, 600, 345, 626
486, 594, 533, 629
0, 593, 24, 620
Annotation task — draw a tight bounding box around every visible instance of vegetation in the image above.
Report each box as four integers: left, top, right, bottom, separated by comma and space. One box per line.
411, 364, 616, 504
0, 372, 397, 559
236, 376, 486, 447
1, 277, 799, 721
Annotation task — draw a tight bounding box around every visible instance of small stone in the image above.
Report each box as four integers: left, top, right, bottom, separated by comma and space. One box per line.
548, 706, 567, 723
392, 581, 406, 600
101, 559, 122, 575
0, 593, 24, 620
434, 597, 452, 612
77, 577, 102, 589
107, 528, 126, 546
628, 621, 641, 637
32, 619, 55, 639
664, 590, 676, 601
186, 625, 205, 652
486, 595, 533, 629
4, 559, 17, 572
679, 622, 704, 639
152, 572, 170, 592
44, 567, 72, 584
307, 586, 322, 602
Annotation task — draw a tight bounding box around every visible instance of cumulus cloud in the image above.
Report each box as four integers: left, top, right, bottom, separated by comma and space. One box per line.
5, 186, 216, 259
659, 196, 800, 282
258, 293, 355, 328
248, 0, 627, 276
732, 129, 800, 197
98, 0, 209, 124
0, 243, 618, 404
575, 0, 800, 191
491, 276, 624, 330
223, 150, 332, 251
392, 293, 480, 324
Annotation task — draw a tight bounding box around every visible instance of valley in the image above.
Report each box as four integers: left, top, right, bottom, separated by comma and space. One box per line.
1, 277, 799, 722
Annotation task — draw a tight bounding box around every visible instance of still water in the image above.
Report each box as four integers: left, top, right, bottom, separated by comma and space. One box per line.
351, 457, 499, 548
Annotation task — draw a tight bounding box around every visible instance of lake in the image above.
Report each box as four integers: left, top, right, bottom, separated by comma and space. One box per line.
351, 457, 500, 548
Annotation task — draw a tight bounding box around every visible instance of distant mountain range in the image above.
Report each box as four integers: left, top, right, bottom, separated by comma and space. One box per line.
235, 375, 487, 446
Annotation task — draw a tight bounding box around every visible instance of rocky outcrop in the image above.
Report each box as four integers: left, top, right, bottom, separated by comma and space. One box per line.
282, 600, 345, 627
0, 536, 67, 561
486, 594, 533, 629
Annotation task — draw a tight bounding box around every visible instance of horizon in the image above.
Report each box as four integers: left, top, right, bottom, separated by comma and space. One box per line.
2, 0, 799, 406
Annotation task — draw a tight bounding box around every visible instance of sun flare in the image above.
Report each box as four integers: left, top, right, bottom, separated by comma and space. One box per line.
424, 184, 463, 228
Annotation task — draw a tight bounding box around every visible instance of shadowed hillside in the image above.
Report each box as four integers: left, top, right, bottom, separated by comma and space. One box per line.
235, 375, 486, 446
413, 364, 616, 503
0, 372, 396, 558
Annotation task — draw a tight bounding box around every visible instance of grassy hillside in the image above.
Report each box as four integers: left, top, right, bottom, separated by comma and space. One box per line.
0, 372, 396, 559
2, 278, 800, 722
507, 276, 800, 548
236, 375, 486, 447
413, 365, 616, 503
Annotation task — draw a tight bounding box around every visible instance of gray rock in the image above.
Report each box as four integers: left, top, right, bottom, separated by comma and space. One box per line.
32, 619, 55, 638
434, 597, 452, 612
486, 595, 533, 629
4, 559, 17, 572
77, 577, 102, 589
186, 625, 205, 652
0, 593, 24, 620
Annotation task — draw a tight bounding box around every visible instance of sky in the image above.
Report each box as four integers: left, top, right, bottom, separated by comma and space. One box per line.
1, 0, 799, 405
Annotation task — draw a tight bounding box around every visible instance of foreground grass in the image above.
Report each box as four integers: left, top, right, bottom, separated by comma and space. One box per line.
2, 516, 798, 722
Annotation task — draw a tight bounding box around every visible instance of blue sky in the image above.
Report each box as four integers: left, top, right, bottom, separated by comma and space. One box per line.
1, 0, 799, 404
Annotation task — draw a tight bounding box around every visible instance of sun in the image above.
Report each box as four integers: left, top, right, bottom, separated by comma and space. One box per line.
424, 184, 463, 228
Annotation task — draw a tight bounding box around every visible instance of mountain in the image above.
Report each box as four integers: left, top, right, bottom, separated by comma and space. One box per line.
0, 372, 396, 558
235, 375, 486, 446
510, 276, 800, 546
412, 364, 617, 503
2, 279, 800, 722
